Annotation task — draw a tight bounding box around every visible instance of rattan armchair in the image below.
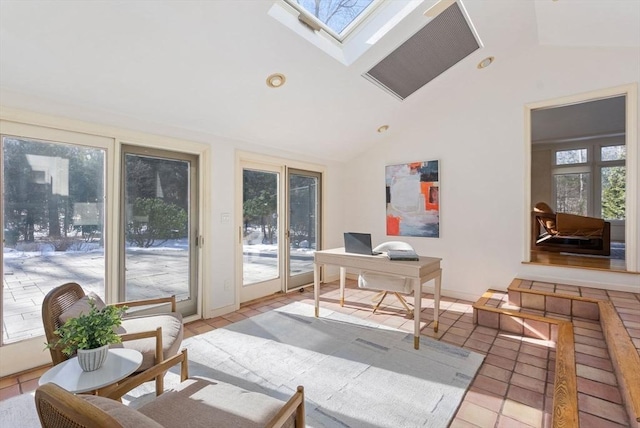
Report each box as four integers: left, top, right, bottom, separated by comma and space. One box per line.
35, 350, 306, 428
42, 282, 184, 395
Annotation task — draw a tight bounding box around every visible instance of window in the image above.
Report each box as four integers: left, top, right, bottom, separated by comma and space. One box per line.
600, 145, 626, 221
270, 0, 423, 66
552, 143, 625, 220
285, 0, 382, 41
555, 172, 590, 216
555, 148, 587, 165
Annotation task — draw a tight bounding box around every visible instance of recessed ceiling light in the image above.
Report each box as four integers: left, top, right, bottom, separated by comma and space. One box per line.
266, 73, 286, 88
377, 125, 389, 133
477, 56, 494, 69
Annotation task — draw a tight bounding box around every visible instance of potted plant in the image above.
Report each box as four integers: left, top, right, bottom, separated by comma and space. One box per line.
47, 299, 126, 372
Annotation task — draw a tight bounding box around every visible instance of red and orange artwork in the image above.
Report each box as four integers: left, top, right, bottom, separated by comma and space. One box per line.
385, 160, 439, 237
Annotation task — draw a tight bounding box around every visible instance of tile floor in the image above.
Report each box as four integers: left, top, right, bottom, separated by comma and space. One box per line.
1, 280, 635, 427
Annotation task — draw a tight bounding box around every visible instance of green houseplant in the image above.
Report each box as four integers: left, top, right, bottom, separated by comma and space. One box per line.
47, 299, 127, 371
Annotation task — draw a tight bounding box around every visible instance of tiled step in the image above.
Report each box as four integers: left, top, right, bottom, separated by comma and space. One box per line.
474, 279, 640, 427
512, 279, 640, 427
473, 290, 579, 427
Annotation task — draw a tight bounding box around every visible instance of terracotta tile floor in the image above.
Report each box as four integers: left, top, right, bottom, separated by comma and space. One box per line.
0, 280, 635, 427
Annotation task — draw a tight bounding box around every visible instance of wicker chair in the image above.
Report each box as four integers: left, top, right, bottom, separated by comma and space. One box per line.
35, 350, 305, 428
42, 282, 184, 395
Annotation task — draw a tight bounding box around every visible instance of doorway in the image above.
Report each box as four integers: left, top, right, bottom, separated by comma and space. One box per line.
239, 160, 322, 303
525, 85, 638, 272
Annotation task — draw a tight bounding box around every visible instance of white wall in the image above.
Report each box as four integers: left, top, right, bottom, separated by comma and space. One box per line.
343, 45, 640, 301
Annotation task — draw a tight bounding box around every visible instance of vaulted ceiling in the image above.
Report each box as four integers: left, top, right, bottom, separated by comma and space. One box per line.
1, 0, 638, 161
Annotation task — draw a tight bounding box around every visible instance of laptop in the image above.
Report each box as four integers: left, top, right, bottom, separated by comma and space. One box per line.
343, 232, 382, 255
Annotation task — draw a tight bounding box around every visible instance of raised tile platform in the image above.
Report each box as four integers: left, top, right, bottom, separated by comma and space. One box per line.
473, 278, 640, 427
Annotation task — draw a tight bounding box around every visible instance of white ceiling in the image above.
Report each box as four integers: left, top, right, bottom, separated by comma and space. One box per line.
1, 0, 639, 161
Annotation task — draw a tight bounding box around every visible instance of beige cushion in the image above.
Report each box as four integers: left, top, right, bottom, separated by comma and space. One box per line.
114, 312, 184, 370
59, 292, 106, 324
358, 272, 413, 294
82, 395, 164, 428
138, 377, 295, 428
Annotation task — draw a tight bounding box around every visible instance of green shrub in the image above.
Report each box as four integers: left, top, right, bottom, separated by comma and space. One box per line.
126, 197, 187, 247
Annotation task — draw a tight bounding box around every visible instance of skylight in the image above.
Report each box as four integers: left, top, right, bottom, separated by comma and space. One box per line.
284, 0, 382, 42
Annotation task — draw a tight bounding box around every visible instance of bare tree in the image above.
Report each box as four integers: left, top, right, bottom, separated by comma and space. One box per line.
295, 0, 368, 32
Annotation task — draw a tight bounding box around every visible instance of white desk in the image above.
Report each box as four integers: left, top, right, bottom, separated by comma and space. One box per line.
39, 348, 143, 394
313, 248, 442, 350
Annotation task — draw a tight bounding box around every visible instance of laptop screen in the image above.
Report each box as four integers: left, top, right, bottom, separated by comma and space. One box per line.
344, 232, 374, 255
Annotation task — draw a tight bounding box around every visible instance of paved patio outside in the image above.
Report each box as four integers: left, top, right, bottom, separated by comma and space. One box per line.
3, 246, 313, 344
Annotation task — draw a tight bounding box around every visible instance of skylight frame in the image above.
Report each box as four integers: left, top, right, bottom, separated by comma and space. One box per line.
284, 0, 385, 43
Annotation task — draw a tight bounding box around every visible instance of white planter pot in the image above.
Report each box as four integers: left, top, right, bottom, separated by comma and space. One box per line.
77, 345, 109, 372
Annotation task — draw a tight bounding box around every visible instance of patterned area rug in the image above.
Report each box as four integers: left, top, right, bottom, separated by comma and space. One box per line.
128, 302, 484, 428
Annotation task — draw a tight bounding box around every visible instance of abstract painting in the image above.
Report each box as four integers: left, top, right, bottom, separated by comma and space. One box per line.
386, 160, 439, 237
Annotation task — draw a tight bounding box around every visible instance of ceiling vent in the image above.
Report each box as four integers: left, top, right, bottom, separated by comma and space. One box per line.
363, 1, 480, 100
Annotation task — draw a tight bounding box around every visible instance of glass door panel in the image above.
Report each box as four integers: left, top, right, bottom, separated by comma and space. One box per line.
122, 146, 197, 316
287, 169, 320, 290
2, 136, 105, 344
241, 167, 281, 301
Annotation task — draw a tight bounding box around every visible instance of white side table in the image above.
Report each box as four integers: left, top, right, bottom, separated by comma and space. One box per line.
39, 348, 143, 394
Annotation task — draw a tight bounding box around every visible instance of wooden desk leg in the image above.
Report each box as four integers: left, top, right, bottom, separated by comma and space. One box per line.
339, 267, 346, 307
434, 269, 442, 333
413, 279, 421, 350
314, 263, 320, 317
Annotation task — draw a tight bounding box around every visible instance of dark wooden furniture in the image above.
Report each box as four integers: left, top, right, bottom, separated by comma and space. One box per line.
531, 207, 611, 256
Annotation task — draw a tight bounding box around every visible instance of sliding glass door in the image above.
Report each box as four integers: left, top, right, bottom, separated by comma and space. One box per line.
2, 135, 106, 344
241, 165, 282, 301
287, 169, 321, 290
121, 145, 198, 316
240, 160, 321, 303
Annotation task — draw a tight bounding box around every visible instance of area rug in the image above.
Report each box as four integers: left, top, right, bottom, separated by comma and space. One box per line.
0, 392, 39, 427
127, 302, 484, 427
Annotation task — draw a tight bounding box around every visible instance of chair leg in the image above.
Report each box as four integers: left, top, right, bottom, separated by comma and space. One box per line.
394, 293, 414, 318
155, 373, 164, 396
372, 292, 389, 314
371, 291, 385, 303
